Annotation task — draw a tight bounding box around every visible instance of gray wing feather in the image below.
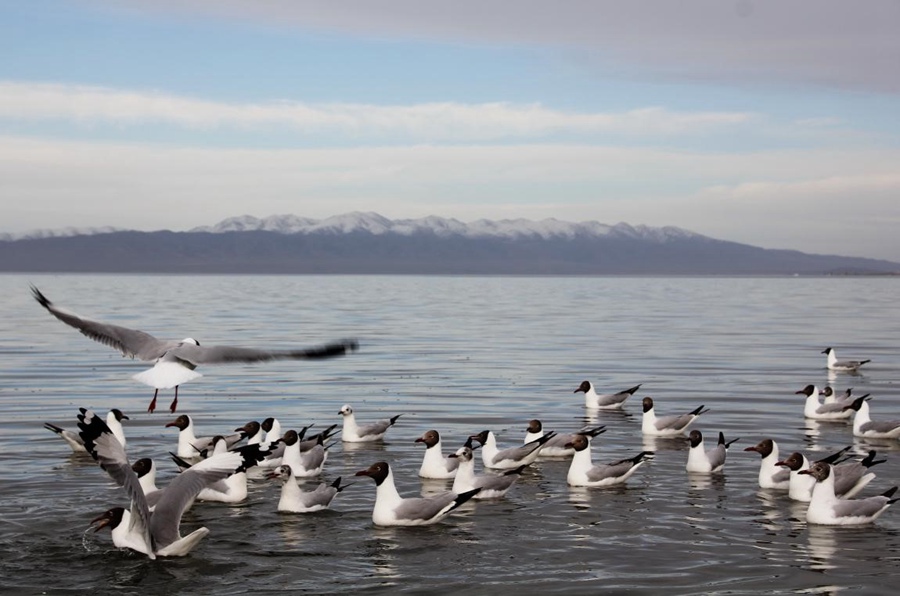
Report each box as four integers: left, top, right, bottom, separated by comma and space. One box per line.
832, 496, 889, 519
706, 445, 727, 470
151, 451, 242, 548
493, 443, 541, 464
299, 485, 338, 508
33, 288, 167, 360
586, 460, 636, 482
833, 463, 864, 496
474, 473, 518, 492
655, 414, 694, 431
145, 490, 164, 510
300, 447, 325, 469
772, 467, 791, 484
595, 393, 628, 407
358, 420, 392, 437
860, 420, 900, 434
816, 402, 848, 414
394, 493, 458, 522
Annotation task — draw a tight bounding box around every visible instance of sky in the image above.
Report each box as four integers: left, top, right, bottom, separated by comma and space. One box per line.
1, 0, 899, 261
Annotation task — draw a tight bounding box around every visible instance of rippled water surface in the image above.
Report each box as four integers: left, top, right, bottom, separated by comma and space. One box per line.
1, 274, 899, 594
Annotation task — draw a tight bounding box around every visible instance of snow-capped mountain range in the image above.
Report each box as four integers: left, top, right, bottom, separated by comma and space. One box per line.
189, 212, 703, 242
4, 211, 897, 274
0, 225, 127, 242
0, 212, 702, 243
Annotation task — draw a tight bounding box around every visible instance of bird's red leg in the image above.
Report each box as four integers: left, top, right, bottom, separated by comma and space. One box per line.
148, 388, 158, 414
169, 386, 179, 413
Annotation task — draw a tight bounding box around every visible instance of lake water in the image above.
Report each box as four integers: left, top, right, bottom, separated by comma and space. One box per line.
1, 274, 898, 594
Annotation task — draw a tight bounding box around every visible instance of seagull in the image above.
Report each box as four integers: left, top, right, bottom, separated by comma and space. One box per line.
355, 461, 481, 526
744, 438, 790, 490
573, 381, 642, 410
822, 347, 870, 373
415, 430, 460, 479
820, 386, 853, 406
842, 396, 900, 439
171, 443, 272, 504
450, 445, 524, 499
469, 429, 557, 470
799, 462, 898, 525
77, 407, 250, 558
31, 285, 358, 413
565, 434, 653, 488
243, 420, 265, 445
269, 465, 350, 513
44, 408, 129, 453
796, 384, 856, 420
685, 431, 739, 474
641, 397, 709, 437
281, 431, 331, 478
131, 457, 159, 496
522, 419, 606, 458
777, 449, 885, 502
261, 417, 282, 444
338, 404, 402, 443
165, 415, 248, 459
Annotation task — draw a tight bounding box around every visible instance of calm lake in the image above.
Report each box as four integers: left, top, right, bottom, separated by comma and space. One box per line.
1, 274, 898, 594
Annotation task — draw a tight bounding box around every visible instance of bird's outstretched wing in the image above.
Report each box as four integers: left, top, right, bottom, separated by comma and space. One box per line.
32, 286, 169, 360
151, 451, 244, 548
168, 339, 359, 366
77, 408, 153, 551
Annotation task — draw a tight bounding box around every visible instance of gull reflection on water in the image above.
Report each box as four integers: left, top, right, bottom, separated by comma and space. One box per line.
367, 532, 401, 582
566, 485, 591, 510
802, 420, 851, 452
854, 436, 900, 453
581, 408, 635, 432
273, 514, 323, 550
686, 471, 727, 493
805, 525, 840, 571
754, 488, 788, 533
642, 434, 689, 455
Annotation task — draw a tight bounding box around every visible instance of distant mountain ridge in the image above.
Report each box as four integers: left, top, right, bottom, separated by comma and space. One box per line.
1, 212, 897, 275
188, 212, 702, 243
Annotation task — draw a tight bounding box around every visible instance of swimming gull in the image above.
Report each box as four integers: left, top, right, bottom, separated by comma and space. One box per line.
565, 434, 653, 487
641, 397, 709, 437
800, 462, 897, 525
822, 347, 870, 373
574, 381, 642, 410
355, 461, 480, 526
338, 404, 402, 442
685, 431, 739, 474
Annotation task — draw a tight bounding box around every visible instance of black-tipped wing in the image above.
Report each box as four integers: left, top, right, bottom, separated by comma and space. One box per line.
654, 413, 696, 431
32, 286, 169, 360
167, 339, 359, 366
77, 408, 153, 550
706, 445, 727, 471
588, 452, 651, 482
394, 492, 463, 522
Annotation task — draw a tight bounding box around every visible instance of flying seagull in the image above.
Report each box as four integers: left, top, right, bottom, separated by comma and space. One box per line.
31, 285, 358, 413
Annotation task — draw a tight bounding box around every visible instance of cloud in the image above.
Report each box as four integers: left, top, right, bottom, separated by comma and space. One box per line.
0, 81, 752, 141
105, 0, 900, 93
